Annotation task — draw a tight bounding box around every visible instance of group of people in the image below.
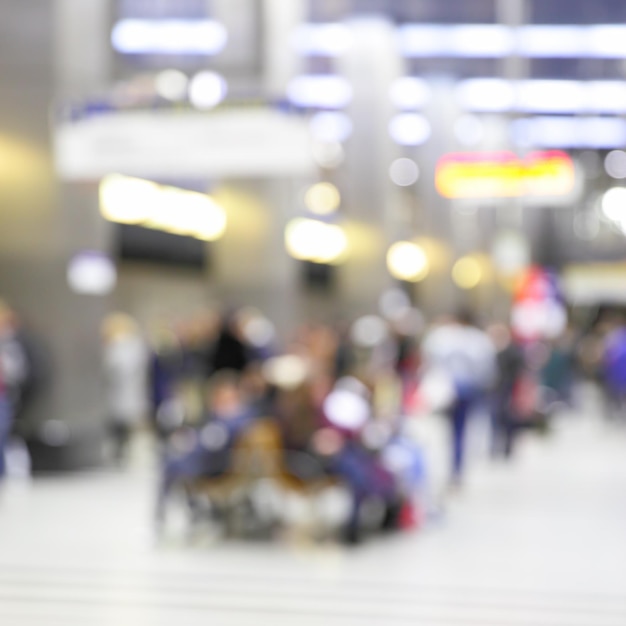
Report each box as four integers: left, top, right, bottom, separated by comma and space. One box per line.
102, 308, 426, 542
99, 301, 587, 543
3, 295, 622, 530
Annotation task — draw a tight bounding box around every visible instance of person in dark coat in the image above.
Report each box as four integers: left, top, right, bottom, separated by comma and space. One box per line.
488, 323, 526, 459
209, 313, 250, 374
156, 371, 255, 523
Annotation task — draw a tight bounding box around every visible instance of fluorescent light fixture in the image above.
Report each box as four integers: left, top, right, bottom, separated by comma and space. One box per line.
517, 80, 585, 114
309, 112, 353, 143
398, 25, 449, 57
399, 23, 626, 59
111, 19, 228, 55
587, 81, 626, 114
287, 75, 353, 109
518, 26, 586, 57
448, 25, 514, 57
100, 174, 226, 241
588, 26, 626, 58
583, 118, 626, 148
389, 77, 431, 110
512, 117, 575, 149
389, 114, 431, 146
512, 117, 626, 149
457, 79, 626, 115
292, 23, 352, 56
455, 79, 515, 113
398, 24, 513, 57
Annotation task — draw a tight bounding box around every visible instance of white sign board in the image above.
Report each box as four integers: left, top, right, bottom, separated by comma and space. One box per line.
54, 109, 316, 180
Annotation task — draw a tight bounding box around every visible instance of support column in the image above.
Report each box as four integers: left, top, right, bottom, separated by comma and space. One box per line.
0, 0, 114, 471
337, 16, 403, 315
262, 0, 306, 99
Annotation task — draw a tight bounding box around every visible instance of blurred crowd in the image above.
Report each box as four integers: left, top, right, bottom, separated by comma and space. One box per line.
4, 295, 626, 543
96, 299, 622, 544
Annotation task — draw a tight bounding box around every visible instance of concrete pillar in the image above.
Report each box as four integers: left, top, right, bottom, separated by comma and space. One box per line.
337, 16, 403, 314
262, 0, 306, 98
54, 0, 112, 97
0, 0, 114, 470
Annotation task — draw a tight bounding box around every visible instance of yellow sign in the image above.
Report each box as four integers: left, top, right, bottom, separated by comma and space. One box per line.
436, 151, 575, 199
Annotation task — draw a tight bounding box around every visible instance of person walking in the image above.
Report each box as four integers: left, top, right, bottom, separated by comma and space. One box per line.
421, 311, 496, 486
102, 313, 149, 465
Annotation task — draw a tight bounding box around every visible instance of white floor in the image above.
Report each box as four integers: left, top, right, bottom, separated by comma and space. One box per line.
1, 406, 626, 626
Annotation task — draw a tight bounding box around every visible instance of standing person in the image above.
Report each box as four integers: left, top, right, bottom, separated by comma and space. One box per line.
542, 326, 578, 411
421, 311, 496, 487
148, 322, 185, 442
0, 301, 30, 420
156, 371, 255, 524
102, 313, 149, 465
488, 323, 526, 459
0, 337, 10, 480
0, 300, 29, 479
208, 311, 250, 375
601, 315, 626, 421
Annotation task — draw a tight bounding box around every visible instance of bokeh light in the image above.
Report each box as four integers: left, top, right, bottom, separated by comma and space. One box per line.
312, 141, 345, 169
189, 71, 227, 109
238, 307, 276, 348
285, 218, 348, 264
287, 75, 353, 109
379, 288, 412, 321
323, 389, 370, 431
604, 150, 626, 179
304, 182, 341, 215
601, 187, 626, 225
350, 316, 389, 348
67, 252, 117, 296
387, 241, 429, 282
309, 112, 353, 143
389, 158, 420, 186
389, 114, 431, 146
262, 355, 309, 389
155, 69, 188, 101
389, 77, 431, 109
491, 231, 530, 275
111, 19, 228, 55
452, 256, 483, 289
454, 114, 485, 146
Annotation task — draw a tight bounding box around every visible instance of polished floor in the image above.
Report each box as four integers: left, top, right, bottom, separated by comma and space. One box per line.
1, 404, 626, 625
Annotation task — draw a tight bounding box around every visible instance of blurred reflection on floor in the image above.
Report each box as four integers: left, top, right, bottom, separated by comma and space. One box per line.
1, 409, 626, 626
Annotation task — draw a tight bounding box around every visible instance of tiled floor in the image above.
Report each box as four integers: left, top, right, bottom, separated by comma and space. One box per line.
1, 407, 625, 625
